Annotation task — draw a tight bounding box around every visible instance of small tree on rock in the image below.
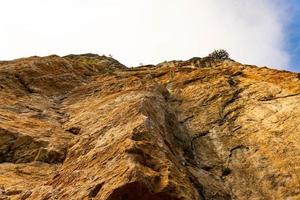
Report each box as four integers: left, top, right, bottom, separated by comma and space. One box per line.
208, 49, 230, 60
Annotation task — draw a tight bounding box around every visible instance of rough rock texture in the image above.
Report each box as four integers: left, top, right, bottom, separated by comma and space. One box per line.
0, 54, 300, 200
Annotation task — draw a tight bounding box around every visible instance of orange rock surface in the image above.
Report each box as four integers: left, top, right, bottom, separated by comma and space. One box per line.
0, 54, 300, 199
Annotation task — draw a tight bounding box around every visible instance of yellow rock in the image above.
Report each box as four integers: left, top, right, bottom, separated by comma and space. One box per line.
0, 55, 299, 199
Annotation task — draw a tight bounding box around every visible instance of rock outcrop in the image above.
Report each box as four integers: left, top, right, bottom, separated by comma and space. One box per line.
0, 54, 300, 200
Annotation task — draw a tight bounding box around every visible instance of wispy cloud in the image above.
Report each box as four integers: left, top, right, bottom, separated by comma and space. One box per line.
0, 0, 291, 68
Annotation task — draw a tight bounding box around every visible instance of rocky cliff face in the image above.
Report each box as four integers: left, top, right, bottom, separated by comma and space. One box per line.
0, 54, 300, 200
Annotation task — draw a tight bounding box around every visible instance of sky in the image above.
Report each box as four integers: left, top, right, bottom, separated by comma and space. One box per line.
286, 0, 300, 71
0, 0, 299, 71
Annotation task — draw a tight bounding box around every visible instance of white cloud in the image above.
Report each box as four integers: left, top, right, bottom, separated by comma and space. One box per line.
0, 0, 290, 68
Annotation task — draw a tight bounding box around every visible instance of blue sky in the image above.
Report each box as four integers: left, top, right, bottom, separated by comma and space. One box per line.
287, 0, 300, 72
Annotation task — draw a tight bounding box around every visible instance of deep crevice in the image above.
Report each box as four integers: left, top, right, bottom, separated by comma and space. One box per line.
189, 176, 206, 200
88, 183, 104, 198
107, 182, 180, 200
66, 127, 81, 135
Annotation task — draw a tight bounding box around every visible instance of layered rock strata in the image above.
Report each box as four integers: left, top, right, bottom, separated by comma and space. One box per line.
0, 54, 299, 199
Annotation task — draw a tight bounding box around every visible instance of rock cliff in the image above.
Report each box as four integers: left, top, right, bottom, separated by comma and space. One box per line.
0, 54, 300, 200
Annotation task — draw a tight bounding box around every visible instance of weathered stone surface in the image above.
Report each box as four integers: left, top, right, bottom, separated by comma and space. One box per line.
0, 55, 299, 199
